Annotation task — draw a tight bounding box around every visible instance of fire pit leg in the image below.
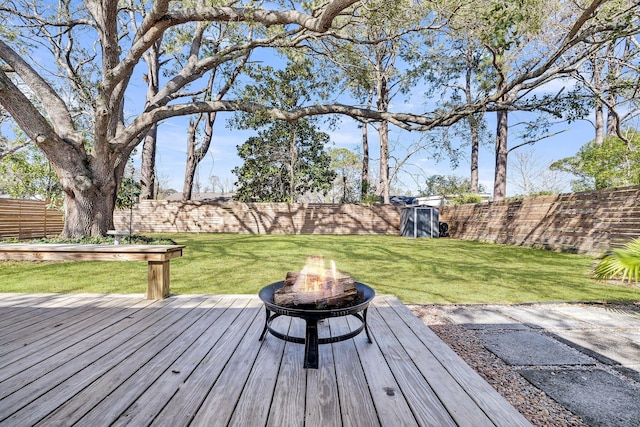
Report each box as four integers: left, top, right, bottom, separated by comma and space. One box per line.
259, 307, 270, 341
304, 318, 319, 369
363, 308, 373, 343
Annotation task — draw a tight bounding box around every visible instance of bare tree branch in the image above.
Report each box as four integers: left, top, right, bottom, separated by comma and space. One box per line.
108, 1, 359, 93
507, 128, 570, 154
0, 140, 31, 161
0, 40, 78, 143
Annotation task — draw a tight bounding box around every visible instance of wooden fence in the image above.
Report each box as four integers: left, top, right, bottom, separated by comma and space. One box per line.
440, 185, 640, 255
0, 198, 64, 240
114, 200, 402, 235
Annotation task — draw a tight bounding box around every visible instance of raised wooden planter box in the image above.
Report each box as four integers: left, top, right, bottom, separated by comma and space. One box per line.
0, 244, 185, 300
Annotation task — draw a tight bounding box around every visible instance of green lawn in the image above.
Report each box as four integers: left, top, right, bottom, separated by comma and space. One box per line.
1, 234, 639, 304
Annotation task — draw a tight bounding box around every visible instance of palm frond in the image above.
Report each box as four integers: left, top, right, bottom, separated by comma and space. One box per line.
593, 238, 640, 282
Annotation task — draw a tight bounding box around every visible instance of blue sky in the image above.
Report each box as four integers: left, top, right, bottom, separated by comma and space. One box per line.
11, 45, 589, 198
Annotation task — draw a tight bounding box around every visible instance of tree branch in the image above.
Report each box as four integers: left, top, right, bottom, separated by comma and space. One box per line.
507, 128, 570, 154
0, 140, 31, 161
0, 40, 78, 143
116, 98, 495, 151
108, 1, 359, 95
0, 69, 86, 169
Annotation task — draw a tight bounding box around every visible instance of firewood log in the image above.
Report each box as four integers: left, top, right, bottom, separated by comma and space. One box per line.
274, 271, 357, 306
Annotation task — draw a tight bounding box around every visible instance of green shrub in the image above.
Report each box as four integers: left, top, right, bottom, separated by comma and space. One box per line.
450, 193, 484, 206
2, 235, 176, 245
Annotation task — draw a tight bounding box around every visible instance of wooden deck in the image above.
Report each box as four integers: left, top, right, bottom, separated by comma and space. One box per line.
0, 293, 531, 426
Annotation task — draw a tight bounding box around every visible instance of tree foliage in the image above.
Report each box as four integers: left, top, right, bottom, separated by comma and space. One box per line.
328, 147, 362, 203
116, 160, 142, 209
232, 120, 335, 202
573, 36, 640, 144
309, 0, 431, 203
230, 59, 336, 202
427, 0, 635, 200
0, 0, 359, 237
419, 174, 485, 197
508, 148, 567, 196
0, 143, 139, 208
0, 0, 638, 237
0, 144, 61, 203
550, 130, 640, 191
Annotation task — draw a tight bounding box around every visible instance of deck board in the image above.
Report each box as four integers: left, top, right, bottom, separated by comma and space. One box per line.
331, 316, 381, 427
370, 301, 494, 426
0, 296, 149, 362
0, 293, 532, 427
344, 314, 417, 427
365, 308, 457, 426
303, 319, 342, 427
266, 318, 306, 427
382, 296, 530, 426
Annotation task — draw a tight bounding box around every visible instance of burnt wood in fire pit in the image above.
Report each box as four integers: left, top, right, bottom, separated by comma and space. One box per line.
259, 281, 375, 369
273, 271, 358, 307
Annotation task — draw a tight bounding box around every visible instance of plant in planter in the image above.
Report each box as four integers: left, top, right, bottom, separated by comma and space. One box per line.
593, 238, 640, 283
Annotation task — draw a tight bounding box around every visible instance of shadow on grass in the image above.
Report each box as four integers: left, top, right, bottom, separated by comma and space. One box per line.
2, 234, 638, 304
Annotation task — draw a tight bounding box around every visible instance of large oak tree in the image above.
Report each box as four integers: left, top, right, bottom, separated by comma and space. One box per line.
0, 0, 362, 236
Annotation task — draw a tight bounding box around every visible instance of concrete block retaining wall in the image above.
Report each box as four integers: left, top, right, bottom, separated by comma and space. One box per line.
113, 200, 402, 235
439, 186, 640, 255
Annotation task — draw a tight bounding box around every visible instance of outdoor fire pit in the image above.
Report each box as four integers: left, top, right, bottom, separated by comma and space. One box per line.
258, 256, 375, 369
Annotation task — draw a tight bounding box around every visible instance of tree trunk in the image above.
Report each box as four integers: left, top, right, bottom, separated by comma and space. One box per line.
182, 49, 247, 201
0, 59, 126, 238
595, 102, 605, 145
183, 111, 218, 200
376, 67, 390, 204
140, 39, 161, 200
361, 121, 370, 198
465, 49, 481, 194
62, 185, 116, 237
58, 160, 122, 237
361, 89, 373, 199
379, 120, 390, 203
290, 127, 298, 202
591, 55, 605, 145
140, 123, 157, 200
606, 104, 619, 136
493, 109, 509, 201
470, 119, 480, 193
605, 40, 625, 137
183, 118, 198, 200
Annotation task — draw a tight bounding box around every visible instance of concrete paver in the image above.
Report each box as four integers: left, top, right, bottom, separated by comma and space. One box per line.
520, 369, 640, 427
497, 305, 596, 330
553, 329, 640, 370
436, 303, 640, 427
480, 330, 594, 366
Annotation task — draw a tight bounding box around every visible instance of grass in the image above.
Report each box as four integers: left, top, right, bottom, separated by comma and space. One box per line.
1, 233, 639, 304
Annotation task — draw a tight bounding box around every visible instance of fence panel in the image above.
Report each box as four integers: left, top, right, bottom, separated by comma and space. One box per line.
0, 198, 64, 240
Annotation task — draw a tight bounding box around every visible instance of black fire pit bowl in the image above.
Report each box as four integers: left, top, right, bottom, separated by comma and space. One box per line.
258, 281, 375, 369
